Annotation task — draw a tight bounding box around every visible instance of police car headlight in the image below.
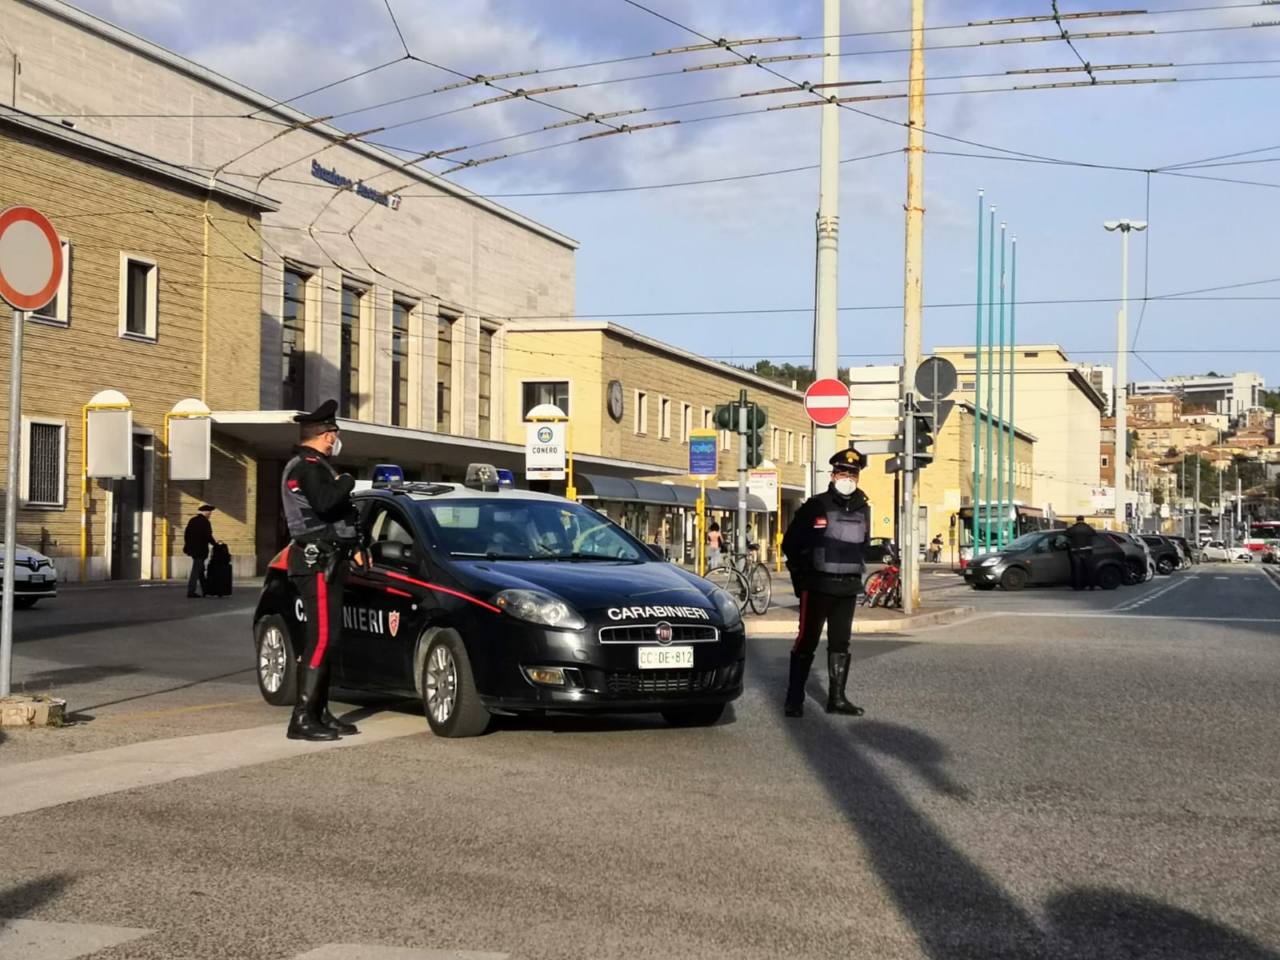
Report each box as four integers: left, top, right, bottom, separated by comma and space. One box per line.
978, 556, 1001, 567
709, 587, 742, 629
493, 590, 586, 631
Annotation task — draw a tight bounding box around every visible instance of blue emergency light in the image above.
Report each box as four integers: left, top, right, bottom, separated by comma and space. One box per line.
372, 464, 405, 488
496, 469, 515, 488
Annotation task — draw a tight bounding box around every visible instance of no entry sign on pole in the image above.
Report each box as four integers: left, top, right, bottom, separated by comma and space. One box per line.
804, 378, 851, 427
0, 206, 63, 312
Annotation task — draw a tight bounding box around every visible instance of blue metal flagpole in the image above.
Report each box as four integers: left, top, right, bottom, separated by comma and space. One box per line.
972, 190, 984, 555
983, 205, 996, 553
1007, 237, 1018, 535
996, 221, 1007, 548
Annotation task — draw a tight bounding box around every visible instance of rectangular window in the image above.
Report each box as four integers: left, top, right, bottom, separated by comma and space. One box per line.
22, 419, 65, 508
522, 381, 569, 418
391, 300, 412, 427
771, 427, 780, 460
1101, 455, 1110, 467
119, 254, 157, 339
1024, 351, 1039, 358
682, 404, 692, 444
635, 391, 648, 435
437, 312, 455, 431
659, 397, 671, 440
478, 326, 493, 439
282, 267, 308, 410
33, 240, 71, 326
961, 380, 976, 390
786, 430, 795, 463
701, 408, 711, 431
340, 284, 363, 418
801, 434, 810, 464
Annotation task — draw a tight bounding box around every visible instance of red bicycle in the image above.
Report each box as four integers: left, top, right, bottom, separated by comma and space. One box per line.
861, 553, 902, 609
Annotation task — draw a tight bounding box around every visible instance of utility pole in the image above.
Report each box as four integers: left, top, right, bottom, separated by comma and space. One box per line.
900, 0, 926, 614
1104, 219, 1146, 532
811, 0, 841, 495
737, 389, 749, 558
1193, 455, 1201, 548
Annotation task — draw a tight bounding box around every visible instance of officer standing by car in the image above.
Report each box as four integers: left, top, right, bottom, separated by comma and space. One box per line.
281, 399, 362, 741
780, 447, 870, 719
1066, 515, 1096, 590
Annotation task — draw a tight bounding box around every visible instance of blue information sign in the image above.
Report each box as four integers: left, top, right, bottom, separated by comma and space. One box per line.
689, 431, 718, 476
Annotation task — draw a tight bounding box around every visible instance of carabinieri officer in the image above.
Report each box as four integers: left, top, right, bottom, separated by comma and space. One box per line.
780, 446, 871, 719
282, 399, 362, 741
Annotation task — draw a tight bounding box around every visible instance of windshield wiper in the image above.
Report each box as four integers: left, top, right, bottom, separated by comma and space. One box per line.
451, 552, 542, 561
545, 552, 643, 563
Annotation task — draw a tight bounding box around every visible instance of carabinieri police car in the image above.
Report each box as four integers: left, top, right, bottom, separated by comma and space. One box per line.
253, 465, 746, 737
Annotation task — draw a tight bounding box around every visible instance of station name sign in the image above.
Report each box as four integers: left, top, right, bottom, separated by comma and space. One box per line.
311, 160, 402, 210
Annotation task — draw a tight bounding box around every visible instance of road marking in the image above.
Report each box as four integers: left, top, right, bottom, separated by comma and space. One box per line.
1111, 575, 1190, 612
292, 947, 507, 960
0, 919, 152, 959
984, 611, 1280, 623
0, 714, 426, 819
1214, 575, 1230, 580
1259, 568, 1280, 594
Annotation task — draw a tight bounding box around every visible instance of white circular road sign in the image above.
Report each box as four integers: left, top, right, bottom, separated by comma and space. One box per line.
0, 206, 63, 312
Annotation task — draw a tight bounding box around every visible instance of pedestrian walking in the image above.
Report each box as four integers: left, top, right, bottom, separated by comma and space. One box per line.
929, 534, 944, 563
182, 504, 216, 598
780, 447, 871, 718
1066, 515, 1096, 591
706, 521, 723, 571
281, 399, 363, 741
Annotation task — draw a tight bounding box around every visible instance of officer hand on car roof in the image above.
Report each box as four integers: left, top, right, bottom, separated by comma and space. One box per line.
281, 399, 362, 741
780, 446, 871, 719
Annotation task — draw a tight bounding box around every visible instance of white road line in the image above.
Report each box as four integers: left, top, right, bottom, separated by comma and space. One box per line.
1256, 568, 1280, 594
0, 919, 152, 959
984, 611, 1280, 623
292, 947, 507, 960
1111, 575, 1191, 613
0, 715, 426, 820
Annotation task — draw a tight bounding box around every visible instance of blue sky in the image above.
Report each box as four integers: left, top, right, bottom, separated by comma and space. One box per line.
77, 0, 1280, 385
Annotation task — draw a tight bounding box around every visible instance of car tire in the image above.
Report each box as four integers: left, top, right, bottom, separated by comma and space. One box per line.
13, 597, 38, 609
255, 614, 297, 706
661, 704, 726, 727
1123, 561, 1143, 586
1097, 565, 1123, 590
1156, 556, 1175, 576
1000, 567, 1028, 591
421, 632, 491, 738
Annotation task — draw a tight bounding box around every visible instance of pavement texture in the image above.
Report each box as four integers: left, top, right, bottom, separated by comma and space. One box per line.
0, 566, 1277, 959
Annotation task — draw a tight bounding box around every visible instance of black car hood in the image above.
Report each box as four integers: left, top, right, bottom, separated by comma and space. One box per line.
452, 559, 716, 618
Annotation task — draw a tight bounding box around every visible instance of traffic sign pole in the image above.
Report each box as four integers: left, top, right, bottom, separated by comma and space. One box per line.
0, 310, 23, 696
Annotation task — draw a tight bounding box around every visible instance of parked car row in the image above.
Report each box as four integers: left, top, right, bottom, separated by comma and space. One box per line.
1198, 540, 1253, 563
964, 529, 1192, 592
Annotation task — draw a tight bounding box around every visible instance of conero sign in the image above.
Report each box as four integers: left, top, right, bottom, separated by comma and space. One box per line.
525, 421, 567, 480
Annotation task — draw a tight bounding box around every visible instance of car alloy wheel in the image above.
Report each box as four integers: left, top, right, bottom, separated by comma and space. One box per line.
425, 643, 458, 726
254, 614, 297, 706
259, 624, 287, 694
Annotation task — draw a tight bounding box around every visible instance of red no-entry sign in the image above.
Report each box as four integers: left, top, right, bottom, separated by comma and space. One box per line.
804, 377, 851, 427
0, 206, 63, 313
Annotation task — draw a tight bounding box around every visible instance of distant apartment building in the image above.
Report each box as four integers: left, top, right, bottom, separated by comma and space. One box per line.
1129, 393, 1181, 423
1131, 420, 1220, 457
1130, 372, 1265, 420
1077, 363, 1114, 416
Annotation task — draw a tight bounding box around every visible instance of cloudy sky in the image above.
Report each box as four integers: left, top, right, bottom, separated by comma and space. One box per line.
76, 0, 1280, 385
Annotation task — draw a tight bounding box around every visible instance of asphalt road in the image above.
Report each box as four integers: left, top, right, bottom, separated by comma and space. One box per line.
0, 568, 1278, 959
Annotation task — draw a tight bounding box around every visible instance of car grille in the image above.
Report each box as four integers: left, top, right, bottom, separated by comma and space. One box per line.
604, 669, 717, 695
598, 624, 719, 644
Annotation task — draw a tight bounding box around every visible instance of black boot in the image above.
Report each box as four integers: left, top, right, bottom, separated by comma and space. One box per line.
825, 652, 864, 716
287, 666, 339, 741
784, 652, 813, 718
315, 672, 358, 737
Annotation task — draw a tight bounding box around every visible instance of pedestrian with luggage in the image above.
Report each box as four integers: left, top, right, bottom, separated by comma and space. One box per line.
183, 504, 216, 598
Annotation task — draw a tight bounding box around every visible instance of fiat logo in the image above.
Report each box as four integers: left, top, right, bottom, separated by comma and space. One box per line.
655, 621, 674, 645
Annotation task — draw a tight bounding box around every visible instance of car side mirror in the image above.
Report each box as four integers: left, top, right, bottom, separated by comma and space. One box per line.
372, 541, 414, 566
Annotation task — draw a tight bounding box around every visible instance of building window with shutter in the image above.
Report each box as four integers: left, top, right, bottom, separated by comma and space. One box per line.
478, 326, 494, 439
523, 381, 569, 418
682, 404, 692, 443
282, 267, 309, 410
33, 239, 71, 326
22, 419, 66, 508
119, 254, 157, 340
437, 312, 455, 431
391, 300, 412, 427
635, 391, 648, 435
340, 284, 364, 418
659, 397, 671, 440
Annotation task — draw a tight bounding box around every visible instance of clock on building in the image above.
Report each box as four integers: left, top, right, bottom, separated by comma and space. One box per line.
607, 380, 624, 422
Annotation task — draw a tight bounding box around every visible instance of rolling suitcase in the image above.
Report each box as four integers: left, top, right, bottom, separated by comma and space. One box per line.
206, 543, 233, 597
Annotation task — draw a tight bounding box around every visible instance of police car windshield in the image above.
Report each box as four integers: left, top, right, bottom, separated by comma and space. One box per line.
416, 499, 646, 563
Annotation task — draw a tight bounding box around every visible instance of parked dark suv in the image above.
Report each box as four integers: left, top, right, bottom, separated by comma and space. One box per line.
1139, 535, 1182, 576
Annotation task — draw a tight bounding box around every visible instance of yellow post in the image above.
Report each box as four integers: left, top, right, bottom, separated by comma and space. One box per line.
565, 419, 576, 502
775, 478, 784, 572
696, 480, 706, 576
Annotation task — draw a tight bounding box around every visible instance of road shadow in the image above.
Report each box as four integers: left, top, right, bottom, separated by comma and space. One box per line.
0, 873, 74, 926
72, 667, 255, 714
759, 662, 1279, 958
14, 664, 143, 689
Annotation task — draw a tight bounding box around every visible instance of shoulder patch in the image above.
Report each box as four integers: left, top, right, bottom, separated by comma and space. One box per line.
813, 517, 828, 529
303, 456, 319, 463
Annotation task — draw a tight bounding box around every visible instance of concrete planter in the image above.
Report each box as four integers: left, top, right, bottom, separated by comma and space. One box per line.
0, 695, 68, 727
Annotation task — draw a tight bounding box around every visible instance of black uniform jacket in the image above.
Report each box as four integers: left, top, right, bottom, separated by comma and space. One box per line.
183, 514, 215, 559
1066, 521, 1096, 552
782, 487, 872, 597
287, 446, 357, 527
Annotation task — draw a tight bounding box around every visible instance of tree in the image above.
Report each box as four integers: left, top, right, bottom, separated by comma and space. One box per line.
1152, 485, 1165, 507
1260, 388, 1280, 415
736, 360, 851, 391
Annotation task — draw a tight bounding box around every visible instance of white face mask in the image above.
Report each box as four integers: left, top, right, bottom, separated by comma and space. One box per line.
329, 436, 343, 458
833, 477, 858, 497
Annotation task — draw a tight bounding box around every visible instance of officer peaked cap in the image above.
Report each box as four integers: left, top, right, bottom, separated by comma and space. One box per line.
293, 398, 339, 430
828, 447, 866, 471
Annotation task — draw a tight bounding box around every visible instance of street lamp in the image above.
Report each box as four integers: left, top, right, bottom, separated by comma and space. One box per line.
1104, 219, 1147, 530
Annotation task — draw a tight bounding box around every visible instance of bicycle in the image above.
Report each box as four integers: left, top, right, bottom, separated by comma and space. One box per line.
723, 543, 772, 615
706, 563, 750, 615
861, 553, 902, 609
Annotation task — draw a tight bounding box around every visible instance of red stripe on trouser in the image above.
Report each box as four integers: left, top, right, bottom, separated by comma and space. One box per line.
310, 575, 330, 669
792, 591, 808, 653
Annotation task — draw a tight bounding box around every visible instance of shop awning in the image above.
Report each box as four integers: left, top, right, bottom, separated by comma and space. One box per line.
577, 474, 770, 512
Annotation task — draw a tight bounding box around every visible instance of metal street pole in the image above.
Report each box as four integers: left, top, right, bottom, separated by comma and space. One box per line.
1, 309, 25, 697
1007, 237, 1018, 531
1104, 219, 1146, 532
900, 0, 925, 614
811, 0, 841, 495
737, 390, 749, 558
983, 205, 996, 552
995, 222, 1007, 548
1193, 455, 1201, 549
971, 190, 984, 551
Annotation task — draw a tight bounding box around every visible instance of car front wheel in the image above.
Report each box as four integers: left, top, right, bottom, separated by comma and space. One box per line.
1156, 556, 1175, 576
255, 615, 297, 706
1097, 565, 1123, 590
421, 632, 491, 738
1001, 567, 1028, 591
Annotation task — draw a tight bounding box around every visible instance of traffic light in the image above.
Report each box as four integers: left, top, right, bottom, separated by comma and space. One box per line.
906, 399, 935, 468
746, 403, 768, 468
713, 403, 736, 431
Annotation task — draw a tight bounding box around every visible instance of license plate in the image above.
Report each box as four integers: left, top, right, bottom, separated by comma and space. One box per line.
28, 575, 45, 584
638, 646, 693, 670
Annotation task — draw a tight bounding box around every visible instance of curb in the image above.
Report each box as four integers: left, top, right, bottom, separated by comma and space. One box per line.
745, 605, 975, 637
